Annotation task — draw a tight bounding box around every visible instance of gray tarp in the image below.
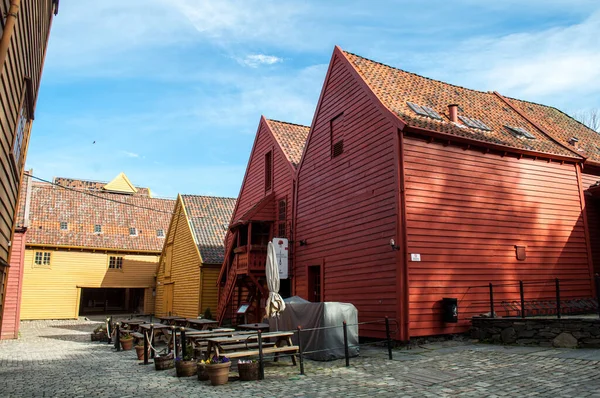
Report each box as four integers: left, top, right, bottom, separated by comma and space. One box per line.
268, 298, 359, 361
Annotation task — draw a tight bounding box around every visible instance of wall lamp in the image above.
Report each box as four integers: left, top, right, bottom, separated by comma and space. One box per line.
299, 239, 308, 246
390, 238, 400, 251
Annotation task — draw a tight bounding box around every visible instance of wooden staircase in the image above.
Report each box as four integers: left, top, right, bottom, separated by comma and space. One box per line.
217, 264, 238, 324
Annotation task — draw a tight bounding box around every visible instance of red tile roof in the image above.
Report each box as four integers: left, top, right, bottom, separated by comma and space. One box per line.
342, 50, 584, 160
181, 195, 236, 264
24, 182, 174, 252
266, 119, 310, 168
54, 177, 152, 197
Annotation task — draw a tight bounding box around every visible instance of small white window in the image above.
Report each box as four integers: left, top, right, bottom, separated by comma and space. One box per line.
94, 224, 102, 233
129, 227, 137, 236
60, 221, 68, 231
157, 229, 165, 238
34, 251, 51, 267
109, 256, 123, 270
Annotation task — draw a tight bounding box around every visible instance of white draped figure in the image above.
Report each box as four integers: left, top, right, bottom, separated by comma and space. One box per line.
265, 241, 286, 319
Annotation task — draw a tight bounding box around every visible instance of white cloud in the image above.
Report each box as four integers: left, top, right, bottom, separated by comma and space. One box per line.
122, 151, 140, 158
238, 54, 283, 68
420, 9, 600, 109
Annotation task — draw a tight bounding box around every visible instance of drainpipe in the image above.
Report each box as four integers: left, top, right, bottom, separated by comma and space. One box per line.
0, 0, 21, 73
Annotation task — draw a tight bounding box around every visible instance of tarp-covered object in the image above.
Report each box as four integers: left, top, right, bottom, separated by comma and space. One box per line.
268, 301, 359, 361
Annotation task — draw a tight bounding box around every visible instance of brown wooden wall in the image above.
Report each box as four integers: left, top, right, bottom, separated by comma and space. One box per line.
0, 229, 25, 339
0, 0, 55, 265
581, 169, 600, 274
404, 136, 593, 337
294, 52, 399, 338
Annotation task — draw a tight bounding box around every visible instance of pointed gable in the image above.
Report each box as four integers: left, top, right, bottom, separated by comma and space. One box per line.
341, 49, 580, 160
181, 195, 236, 264
103, 172, 138, 194
266, 119, 310, 168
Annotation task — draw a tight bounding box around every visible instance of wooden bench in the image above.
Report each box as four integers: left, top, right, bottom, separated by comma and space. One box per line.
131, 332, 144, 345
206, 331, 298, 365
225, 345, 299, 362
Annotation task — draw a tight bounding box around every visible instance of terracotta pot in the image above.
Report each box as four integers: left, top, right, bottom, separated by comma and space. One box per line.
176, 360, 197, 377
135, 345, 148, 360
120, 337, 134, 351
205, 362, 231, 386
197, 363, 209, 381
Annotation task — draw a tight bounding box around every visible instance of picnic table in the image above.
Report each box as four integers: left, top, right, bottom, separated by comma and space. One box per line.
185, 330, 253, 351
185, 318, 219, 330
117, 319, 146, 332
237, 323, 270, 332
138, 323, 171, 344
157, 316, 186, 325
205, 331, 298, 364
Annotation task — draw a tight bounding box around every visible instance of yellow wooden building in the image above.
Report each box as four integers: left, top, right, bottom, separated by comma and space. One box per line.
18, 172, 174, 319
155, 195, 235, 319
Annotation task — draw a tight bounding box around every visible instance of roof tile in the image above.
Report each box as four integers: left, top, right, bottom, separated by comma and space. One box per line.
266, 119, 310, 168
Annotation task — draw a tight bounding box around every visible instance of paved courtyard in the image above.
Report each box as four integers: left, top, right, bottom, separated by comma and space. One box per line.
1, 320, 600, 397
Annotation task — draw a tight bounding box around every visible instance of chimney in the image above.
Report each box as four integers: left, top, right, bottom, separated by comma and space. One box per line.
448, 104, 459, 123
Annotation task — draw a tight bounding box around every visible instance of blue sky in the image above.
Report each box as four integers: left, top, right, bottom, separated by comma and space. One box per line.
27, 0, 600, 198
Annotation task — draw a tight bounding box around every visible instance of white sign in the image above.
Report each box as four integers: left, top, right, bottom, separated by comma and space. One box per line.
273, 237, 289, 279
410, 253, 421, 262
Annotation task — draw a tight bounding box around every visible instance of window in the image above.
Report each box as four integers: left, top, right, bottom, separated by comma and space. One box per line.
277, 199, 287, 238
94, 224, 102, 234
108, 256, 123, 270
278, 200, 286, 221
34, 251, 51, 267
406, 102, 442, 120
505, 125, 535, 139
129, 227, 137, 236
11, 79, 33, 174
331, 114, 344, 158
157, 229, 165, 238
60, 221, 68, 231
278, 222, 286, 238
458, 116, 492, 131
265, 151, 272, 191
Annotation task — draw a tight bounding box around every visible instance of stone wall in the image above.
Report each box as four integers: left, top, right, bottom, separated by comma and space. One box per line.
471, 317, 600, 348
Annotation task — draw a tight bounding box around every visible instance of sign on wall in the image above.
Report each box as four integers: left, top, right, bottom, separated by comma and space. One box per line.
273, 237, 289, 279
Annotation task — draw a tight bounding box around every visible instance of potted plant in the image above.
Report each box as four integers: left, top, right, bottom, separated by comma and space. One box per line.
205, 356, 231, 386
154, 352, 174, 371
237, 359, 259, 381
175, 344, 196, 377
197, 359, 209, 381
119, 333, 134, 351
91, 325, 107, 341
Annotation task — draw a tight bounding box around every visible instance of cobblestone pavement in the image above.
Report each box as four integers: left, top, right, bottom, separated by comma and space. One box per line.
1, 319, 600, 397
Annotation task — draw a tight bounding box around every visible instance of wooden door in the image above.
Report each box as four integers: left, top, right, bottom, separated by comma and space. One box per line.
164, 283, 174, 316
308, 265, 321, 302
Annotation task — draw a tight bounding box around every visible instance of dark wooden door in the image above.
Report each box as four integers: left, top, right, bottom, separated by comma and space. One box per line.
308, 265, 321, 302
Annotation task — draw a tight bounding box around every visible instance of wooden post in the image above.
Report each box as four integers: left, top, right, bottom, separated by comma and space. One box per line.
180, 327, 187, 359
343, 321, 350, 367
297, 326, 304, 376
115, 323, 120, 351
258, 330, 264, 380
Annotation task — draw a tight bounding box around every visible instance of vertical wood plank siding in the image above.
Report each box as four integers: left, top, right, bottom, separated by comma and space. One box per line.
0, 230, 25, 338
0, 0, 54, 264
581, 170, 600, 274
155, 198, 201, 318
21, 250, 158, 319
295, 54, 398, 338
404, 136, 593, 337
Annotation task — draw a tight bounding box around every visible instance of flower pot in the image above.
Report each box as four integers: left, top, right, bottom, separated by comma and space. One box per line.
135, 345, 148, 360
197, 363, 209, 381
154, 354, 174, 371
91, 332, 106, 341
238, 361, 259, 381
206, 362, 231, 386
176, 360, 197, 377
120, 338, 134, 351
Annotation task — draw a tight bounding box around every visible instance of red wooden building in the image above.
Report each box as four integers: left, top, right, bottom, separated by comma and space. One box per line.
293, 46, 600, 341
216, 117, 309, 324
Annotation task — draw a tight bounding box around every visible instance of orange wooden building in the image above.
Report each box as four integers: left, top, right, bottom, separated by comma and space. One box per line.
216, 117, 309, 324
0, 0, 58, 339
292, 47, 600, 340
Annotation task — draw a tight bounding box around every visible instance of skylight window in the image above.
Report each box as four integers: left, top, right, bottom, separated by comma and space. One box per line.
94, 224, 102, 234
458, 116, 491, 131
157, 229, 165, 238
129, 227, 138, 236
60, 221, 68, 231
505, 125, 535, 139
407, 102, 442, 120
